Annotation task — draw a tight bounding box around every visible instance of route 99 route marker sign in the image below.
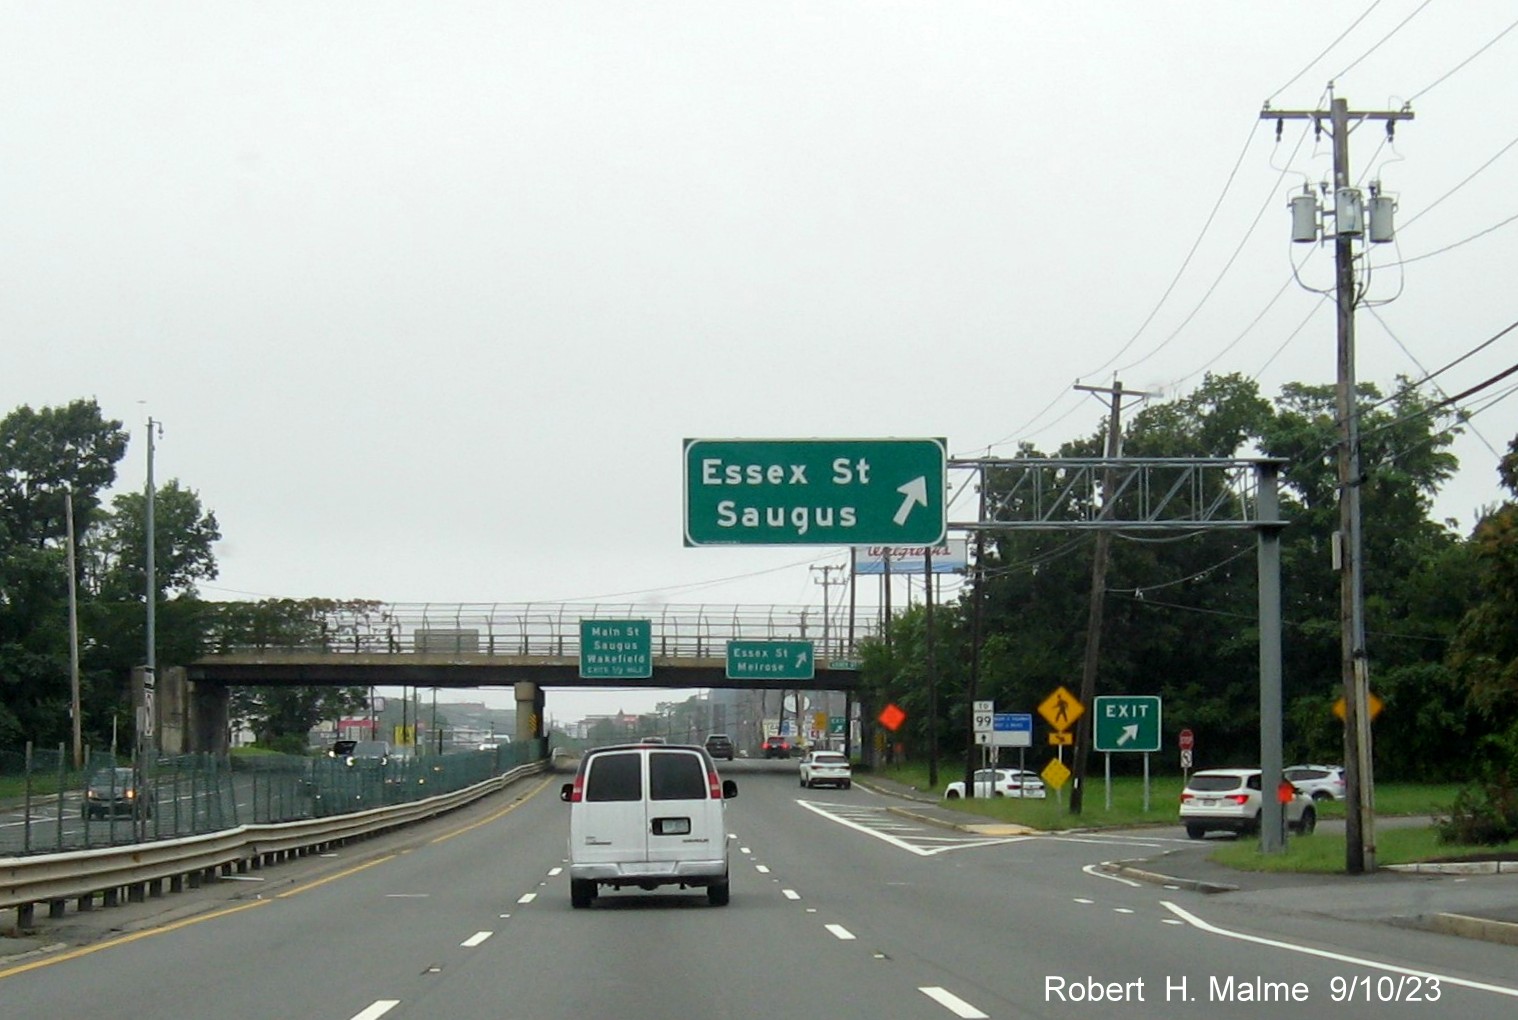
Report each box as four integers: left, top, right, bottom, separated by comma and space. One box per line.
683, 438, 947, 547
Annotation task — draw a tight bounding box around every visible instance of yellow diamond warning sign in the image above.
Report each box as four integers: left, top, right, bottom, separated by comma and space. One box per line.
1037, 685, 1083, 731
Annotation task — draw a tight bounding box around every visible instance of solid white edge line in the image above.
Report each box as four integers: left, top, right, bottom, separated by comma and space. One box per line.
1083, 862, 1141, 886
350, 1000, 401, 1020
824, 923, 856, 940
1162, 901, 1518, 998
919, 986, 989, 1018
461, 931, 492, 947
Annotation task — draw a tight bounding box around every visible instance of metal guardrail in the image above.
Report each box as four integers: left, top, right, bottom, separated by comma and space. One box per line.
201, 602, 883, 662
0, 760, 546, 928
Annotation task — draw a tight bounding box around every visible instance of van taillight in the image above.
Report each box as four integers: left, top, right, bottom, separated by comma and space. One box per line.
570, 774, 586, 803
707, 769, 722, 799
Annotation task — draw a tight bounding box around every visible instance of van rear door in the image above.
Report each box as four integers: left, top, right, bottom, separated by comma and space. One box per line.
572, 750, 647, 868
646, 749, 718, 866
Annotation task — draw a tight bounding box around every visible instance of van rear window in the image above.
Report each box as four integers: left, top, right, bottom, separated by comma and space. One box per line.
649, 751, 707, 801
584, 752, 642, 802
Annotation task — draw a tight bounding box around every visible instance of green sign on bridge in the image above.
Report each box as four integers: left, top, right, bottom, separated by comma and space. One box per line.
726, 640, 815, 681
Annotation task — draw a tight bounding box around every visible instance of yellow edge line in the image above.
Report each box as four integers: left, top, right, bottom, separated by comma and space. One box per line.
0, 772, 558, 981
429, 775, 557, 844
0, 898, 270, 980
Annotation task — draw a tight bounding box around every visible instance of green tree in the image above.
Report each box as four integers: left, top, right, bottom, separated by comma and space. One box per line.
0, 399, 128, 745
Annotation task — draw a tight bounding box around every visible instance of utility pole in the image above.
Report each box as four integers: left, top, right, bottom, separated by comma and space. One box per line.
1070, 379, 1151, 815
961, 470, 987, 799
924, 546, 938, 789
1264, 91, 1413, 873
811, 563, 846, 659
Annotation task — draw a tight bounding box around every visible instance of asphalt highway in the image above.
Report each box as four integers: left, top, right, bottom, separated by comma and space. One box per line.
3, 760, 1515, 1019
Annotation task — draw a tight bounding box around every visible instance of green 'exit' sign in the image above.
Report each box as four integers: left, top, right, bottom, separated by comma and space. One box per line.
1093, 696, 1162, 752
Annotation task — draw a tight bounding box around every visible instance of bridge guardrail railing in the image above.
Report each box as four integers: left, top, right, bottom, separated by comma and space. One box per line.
199, 602, 882, 662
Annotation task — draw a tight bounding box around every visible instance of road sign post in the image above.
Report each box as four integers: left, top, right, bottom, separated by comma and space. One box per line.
683, 438, 947, 546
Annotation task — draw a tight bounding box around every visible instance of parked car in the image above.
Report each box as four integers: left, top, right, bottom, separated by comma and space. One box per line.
944, 768, 1047, 799
703, 733, 735, 760
83, 767, 153, 820
560, 743, 737, 908
1283, 764, 1346, 801
761, 735, 793, 759
1179, 768, 1316, 839
798, 750, 852, 789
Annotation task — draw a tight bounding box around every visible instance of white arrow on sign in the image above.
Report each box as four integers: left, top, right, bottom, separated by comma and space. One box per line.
1117, 723, 1139, 746
795, 650, 809, 668
893, 476, 928, 526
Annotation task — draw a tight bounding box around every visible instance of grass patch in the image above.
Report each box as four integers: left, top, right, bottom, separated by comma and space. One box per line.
1209, 825, 1518, 872
877, 764, 1473, 851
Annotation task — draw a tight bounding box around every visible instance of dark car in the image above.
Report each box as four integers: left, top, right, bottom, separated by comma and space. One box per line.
703, 733, 735, 760
83, 767, 153, 820
761, 735, 793, 759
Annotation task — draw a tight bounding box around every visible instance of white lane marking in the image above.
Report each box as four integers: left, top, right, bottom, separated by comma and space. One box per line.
920, 986, 989, 1018
221, 875, 265, 882
385, 893, 429, 898
1073, 897, 1095, 904
1163, 901, 1518, 998
740, 846, 752, 854
783, 889, 801, 900
547, 867, 562, 877
825, 924, 856, 940
461, 931, 492, 947
1162, 918, 1183, 925
1113, 907, 1135, 914
1083, 863, 1141, 887
516, 892, 537, 904
350, 1001, 400, 1020
796, 800, 1023, 856
756, 864, 771, 874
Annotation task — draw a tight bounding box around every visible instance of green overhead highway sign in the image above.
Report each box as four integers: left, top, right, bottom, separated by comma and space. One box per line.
683, 438, 947, 547
579, 619, 652, 679
1093, 695, 1162, 752
726, 640, 815, 681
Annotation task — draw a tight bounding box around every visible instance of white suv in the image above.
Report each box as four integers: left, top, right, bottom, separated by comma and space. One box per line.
1179, 768, 1316, 839
1283, 764, 1346, 801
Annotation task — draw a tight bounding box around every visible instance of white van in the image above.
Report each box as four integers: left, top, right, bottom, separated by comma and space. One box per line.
560, 743, 738, 908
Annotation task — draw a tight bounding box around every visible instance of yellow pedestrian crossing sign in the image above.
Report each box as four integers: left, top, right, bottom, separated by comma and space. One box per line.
1038, 686, 1083, 731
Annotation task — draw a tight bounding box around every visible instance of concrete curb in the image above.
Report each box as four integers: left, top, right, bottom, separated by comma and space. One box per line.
1105, 862, 1238, 894
1385, 860, 1518, 875
1414, 912, 1518, 947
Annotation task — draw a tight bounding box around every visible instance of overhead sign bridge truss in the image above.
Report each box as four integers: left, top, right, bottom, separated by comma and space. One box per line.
948, 457, 1282, 532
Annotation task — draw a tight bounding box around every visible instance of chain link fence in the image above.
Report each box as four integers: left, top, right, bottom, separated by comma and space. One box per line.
0, 740, 542, 858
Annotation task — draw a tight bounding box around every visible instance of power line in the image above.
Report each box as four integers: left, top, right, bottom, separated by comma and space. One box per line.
1332, 0, 1434, 81
1408, 13, 1518, 103
1267, 0, 1384, 101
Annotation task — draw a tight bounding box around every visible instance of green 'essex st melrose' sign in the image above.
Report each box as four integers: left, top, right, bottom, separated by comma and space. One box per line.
683, 438, 947, 547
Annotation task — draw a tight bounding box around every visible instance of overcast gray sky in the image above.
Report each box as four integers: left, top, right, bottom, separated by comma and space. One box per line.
6, 3, 1516, 722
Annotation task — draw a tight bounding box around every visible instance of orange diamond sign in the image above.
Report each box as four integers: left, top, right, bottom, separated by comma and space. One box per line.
1333, 692, 1384, 722
878, 703, 907, 732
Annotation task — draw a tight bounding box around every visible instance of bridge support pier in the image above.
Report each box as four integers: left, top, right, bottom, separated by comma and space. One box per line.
515, 682, 544, 745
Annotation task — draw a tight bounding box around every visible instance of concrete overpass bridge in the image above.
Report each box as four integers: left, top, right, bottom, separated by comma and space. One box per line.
165, 602, 881, 753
